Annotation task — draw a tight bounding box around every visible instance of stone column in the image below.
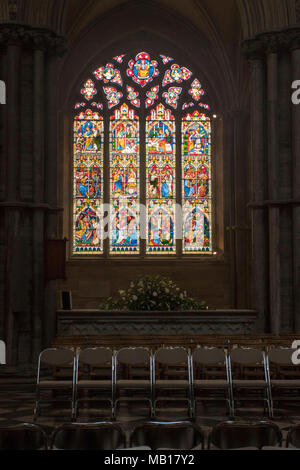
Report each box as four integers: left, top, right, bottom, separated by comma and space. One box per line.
243, 40, 268, 330
0, 24, 65, 368
32, 44, 45, 361
4, 34, 21, 364
291, 34, 300, 332
265, 37, 281, 334
232, 109, 251, 308
43, 50, 59, 348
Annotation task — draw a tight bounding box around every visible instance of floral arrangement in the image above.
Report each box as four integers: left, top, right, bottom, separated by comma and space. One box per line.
99, 275, 208, 311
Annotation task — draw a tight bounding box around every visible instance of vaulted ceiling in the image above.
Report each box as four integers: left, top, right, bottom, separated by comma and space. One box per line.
0, 0, 297, 41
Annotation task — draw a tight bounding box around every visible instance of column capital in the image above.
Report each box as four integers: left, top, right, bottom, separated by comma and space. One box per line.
242, 27, 300, 58
0, 23, 66, 55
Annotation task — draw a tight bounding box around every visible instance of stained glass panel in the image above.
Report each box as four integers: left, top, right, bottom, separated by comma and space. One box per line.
182, 111, 212, 253
146, 103, 176, 253
110, 103, 140, 254
73, 109, 104, 254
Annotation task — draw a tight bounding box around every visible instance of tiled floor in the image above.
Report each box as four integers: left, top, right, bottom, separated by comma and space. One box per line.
1, 381, 300, 448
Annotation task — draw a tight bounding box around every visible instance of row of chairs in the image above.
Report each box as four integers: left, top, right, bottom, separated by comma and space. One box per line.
2, 420, 300, 450
34, 346, 300, 420
53, 334, 300, 352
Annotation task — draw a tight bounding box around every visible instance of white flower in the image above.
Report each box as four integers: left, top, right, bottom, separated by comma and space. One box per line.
132, 295, 138, 301
119, 290, 125, 296
180, 293, 184, 299
165, 288, 169, 294
176, 287, 180, 292
153, 291, 158, 297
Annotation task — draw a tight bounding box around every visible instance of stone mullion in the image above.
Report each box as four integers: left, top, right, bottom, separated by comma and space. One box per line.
139, 110, 146, 258
175, 116, 182, 257
103, 113, 110, 258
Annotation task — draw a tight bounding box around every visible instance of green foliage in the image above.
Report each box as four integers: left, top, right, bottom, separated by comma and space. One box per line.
99, 275, 208, 311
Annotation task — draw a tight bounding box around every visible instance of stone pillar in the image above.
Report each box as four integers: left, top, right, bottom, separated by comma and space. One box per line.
43, 50, 60, 348
32, 46, 45, 361
243, 28, 300, 334
266, 38, 281, 334
291, 35, 300, 332
0, 24, 65, 369
243, 39, 268, 330
4, 36, 21, 364
232, 109, 251, 308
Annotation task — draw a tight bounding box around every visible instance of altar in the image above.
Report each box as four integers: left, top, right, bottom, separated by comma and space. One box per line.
56, 309, 258, 336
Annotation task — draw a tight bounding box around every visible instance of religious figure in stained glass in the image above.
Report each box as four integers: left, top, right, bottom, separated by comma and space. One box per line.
182, 111, 212, 253
110, 103, 140, 253
146, 104, 176, 253
73, 110, 104, 253
127, 52, 159, 87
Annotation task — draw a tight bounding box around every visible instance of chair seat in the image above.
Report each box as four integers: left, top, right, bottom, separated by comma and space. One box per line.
155, 380, 189, 389
37, 380, 73, 389
116, 380, 151, 389
194, 379, 228, 389
77, 380, 112, 388
232, 380, 267, 388
271, 380, 300, 387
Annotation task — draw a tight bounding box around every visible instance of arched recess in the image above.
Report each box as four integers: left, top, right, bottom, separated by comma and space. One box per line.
57, 4, 235, 308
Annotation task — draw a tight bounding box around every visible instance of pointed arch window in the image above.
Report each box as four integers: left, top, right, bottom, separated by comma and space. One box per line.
72, 52, 213, 257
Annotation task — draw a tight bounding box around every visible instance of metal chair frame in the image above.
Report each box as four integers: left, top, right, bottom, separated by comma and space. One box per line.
0, 422, 48, 450
114, 347, 154, 417
34, 348, 76, 421
190, 347, 234, 418
50, 421, 126, 450
266, 347, 300, 416
153, 347, 193, 418
74, 347, 115, 419
207, 420, 282, 450
130, 420, 205, 450
228, 347, 273, 418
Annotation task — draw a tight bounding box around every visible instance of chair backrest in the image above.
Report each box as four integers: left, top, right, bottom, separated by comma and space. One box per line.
130, 421, 204, 450
209, 421, 282, 450
193, 347, 226, 365
230, 348, 264, 365
78, 347, 112, 365
0, 423, 47, 450
155, 347, 188, 365
268, 348, 295, 365
116, 347, 150, 365
39, 348, 75, 366
287, 425, 300, 448
50, 422, 126, 450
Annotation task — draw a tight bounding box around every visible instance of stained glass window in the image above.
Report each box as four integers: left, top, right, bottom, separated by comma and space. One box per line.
73, 109, 104, 254
73, 52, 214, 257
182, 111, 212, 253
110, 103, 140, 254
146, 104, 176, 253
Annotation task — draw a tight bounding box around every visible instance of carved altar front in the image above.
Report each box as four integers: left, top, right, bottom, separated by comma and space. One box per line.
56, 309, 258, 336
